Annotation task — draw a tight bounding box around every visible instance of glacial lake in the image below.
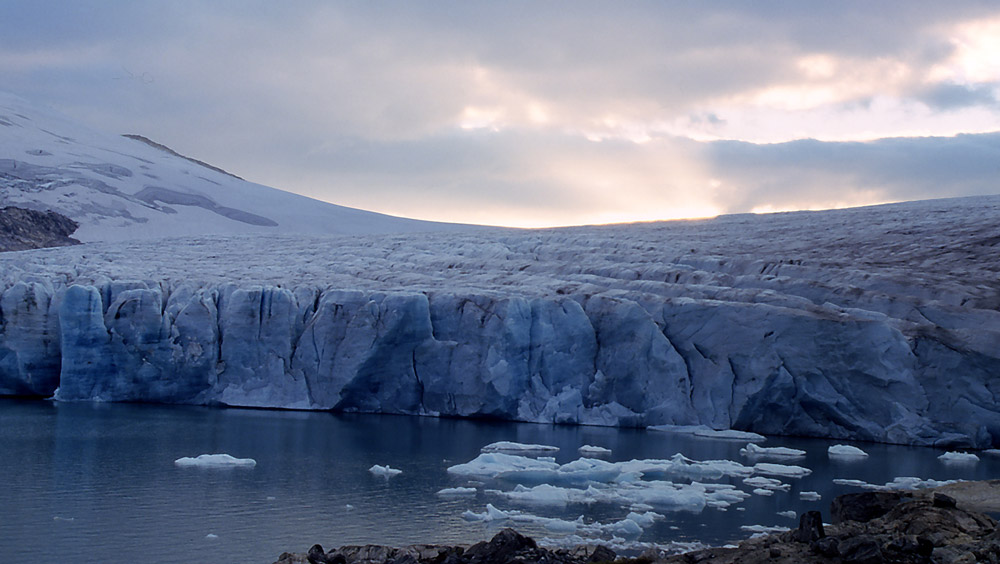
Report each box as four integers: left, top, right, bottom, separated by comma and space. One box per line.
1, 399, 997, 564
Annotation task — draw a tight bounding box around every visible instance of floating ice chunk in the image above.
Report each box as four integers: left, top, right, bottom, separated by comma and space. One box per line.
828, 445, 869, 458
499, 483, 600, 506
541, 516, 585, 533
742, 476, 789, 491
777, 511, 797, 519
53, 516, 74, 522
799, 491, 822, 501
602, 518, 643, 538
436, 487, 477, 497
752, 462, 811, 478
740, 443, 805, 458
174, 454, 256, 468
481, 441, 560, 453
345, 504, 355, 510
205, 533, 218, 539
625, 511, 664, 528
938, 451, 979, 463
447, 452, 560, 479
741, 524, 790, 534
984, 449, 1000, 456
369, 464, 402, 478
833, 476, 957, 491
461, 503, 511, 522
620, 454, 752, 481
578, 445, 612, 456
752, 488, 775, 496
648, 425, 766, 442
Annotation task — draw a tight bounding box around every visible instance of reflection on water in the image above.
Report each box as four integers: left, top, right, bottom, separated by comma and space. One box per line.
1, 399, 996, 564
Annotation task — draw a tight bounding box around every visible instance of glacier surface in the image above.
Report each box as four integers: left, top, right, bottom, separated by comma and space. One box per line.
1, 193, 999, 447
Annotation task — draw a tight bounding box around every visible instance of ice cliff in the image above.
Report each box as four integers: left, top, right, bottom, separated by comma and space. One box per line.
1, 195, 999, 448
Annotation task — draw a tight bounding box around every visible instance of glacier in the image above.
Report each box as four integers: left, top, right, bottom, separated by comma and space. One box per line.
1, 193, 999, 448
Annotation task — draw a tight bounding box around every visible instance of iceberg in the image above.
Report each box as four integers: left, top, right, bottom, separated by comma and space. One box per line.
739, 443, 806, 458
828, 444, 869, 458
481, 441, 560, 453
751, 462, 812, 478
368, 464, 402, 478
578, 445, 612, 456
174, 454, 257, 468
938, 451, 979, 463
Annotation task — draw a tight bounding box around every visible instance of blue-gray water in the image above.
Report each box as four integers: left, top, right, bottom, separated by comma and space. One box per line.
1, 398, 996, 564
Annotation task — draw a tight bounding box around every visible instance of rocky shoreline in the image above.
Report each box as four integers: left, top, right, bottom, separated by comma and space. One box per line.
274, 481, 1000, 564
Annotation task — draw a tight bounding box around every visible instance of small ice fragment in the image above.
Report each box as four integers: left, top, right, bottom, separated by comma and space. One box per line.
983, 449, 1000, 456
53, 516, 74, 522
578, 445, 612, 456
740, 524, 790, 534
828, 445, 869, 458
436, 487, 477, 497
740, 443, 805, 458
777, 510, 797, 519
266, 496, 276, 501
481, 441, 560, 453
205, 533, 218, 539
743, 476, 788, 490
649, 424, 766, 442
752, 488, 774, 496
799, 491, 822, 501
369, 464, 402, 477
753, 462, 812, 478
345, 504, 355, 510
938, 451, 979, 463
174, 454, 256, 468
462, 503, 511, 522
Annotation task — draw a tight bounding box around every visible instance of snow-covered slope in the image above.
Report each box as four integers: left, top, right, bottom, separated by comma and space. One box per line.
1, 195, 998, 447
0, 91, 465, 241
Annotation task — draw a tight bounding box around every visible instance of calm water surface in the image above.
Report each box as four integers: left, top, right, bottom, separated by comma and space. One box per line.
1, 399, 996, 564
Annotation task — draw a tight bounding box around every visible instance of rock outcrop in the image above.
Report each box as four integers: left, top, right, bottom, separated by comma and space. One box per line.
0, 206, 79, 251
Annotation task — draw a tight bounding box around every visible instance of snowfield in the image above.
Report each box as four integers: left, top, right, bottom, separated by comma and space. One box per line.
1, 90, 999, 448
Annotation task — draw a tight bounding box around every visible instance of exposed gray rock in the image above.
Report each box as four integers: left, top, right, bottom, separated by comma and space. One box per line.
0, 206, 79, 251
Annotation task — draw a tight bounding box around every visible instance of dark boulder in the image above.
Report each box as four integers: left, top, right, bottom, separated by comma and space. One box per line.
831, 491, 906, 524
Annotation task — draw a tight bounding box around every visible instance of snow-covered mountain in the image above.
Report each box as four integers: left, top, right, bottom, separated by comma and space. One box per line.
1, 188, 999, 447
0, 91, 465, 241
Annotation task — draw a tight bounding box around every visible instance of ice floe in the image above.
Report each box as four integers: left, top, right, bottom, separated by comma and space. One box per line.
369, 464, 402, 478
436, 487, 477, 497
174, 454, 256, 468
578, 445, 612, 456
777, 510, 797, 519
739, 443, 805, 458
648, 425, 766, 442
938, 451, 979, 463
832, 476, 957, 491
481, 441, 560, 453
828, 444, 869, 458
751, 462, 812, 478
799, 491, 822, 501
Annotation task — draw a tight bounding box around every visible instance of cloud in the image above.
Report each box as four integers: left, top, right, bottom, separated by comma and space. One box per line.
3, 2, 1000, 226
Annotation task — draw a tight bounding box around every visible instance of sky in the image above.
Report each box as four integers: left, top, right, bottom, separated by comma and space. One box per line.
2, 1, 1000, 227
